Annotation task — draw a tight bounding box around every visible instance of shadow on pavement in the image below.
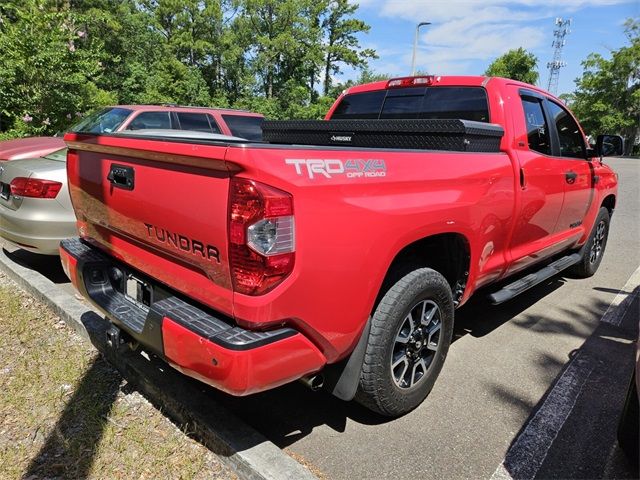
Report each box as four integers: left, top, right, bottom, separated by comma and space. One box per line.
490, 288, 639, 480
453, 277, 566, 341
10, 244, 638, 477
3, 248, 68, 284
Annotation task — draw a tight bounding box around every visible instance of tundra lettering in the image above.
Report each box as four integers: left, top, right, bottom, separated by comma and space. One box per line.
143, 223, 220, 263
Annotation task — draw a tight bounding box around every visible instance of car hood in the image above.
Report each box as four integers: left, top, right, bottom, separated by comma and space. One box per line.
0, 137, 66, 161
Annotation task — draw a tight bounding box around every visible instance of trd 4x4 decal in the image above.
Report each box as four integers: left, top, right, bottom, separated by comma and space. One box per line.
285, 158, 386, 179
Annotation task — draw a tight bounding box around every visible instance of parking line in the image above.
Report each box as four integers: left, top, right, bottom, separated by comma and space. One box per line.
490, 353, 596, 480
601, 264, 640, 327
490, 265, 640, 480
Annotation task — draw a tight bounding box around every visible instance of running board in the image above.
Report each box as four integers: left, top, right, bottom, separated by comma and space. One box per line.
488, 253, 581, 305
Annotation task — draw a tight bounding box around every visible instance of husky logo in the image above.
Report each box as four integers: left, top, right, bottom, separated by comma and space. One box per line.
330, 134, 352, 143
286, 159, 386, 179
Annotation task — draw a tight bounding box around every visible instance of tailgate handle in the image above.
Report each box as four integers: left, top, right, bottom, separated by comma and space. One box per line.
107, 164, 134, 190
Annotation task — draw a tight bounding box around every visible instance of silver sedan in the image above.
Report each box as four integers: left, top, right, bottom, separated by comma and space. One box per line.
0, 148, 76, 255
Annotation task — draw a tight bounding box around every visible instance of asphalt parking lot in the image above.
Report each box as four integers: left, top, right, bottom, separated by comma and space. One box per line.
2, 156, 638, 479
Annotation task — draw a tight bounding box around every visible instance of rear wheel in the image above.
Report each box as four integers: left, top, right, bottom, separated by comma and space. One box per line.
569, 207, 610, 278
356, 268, 454, 417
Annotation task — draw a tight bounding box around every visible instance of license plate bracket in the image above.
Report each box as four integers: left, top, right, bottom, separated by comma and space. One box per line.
124, 274, 152, 312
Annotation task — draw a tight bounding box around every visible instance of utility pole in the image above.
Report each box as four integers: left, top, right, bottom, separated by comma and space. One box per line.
546, 17, 572, 95
411, 22, 431, 76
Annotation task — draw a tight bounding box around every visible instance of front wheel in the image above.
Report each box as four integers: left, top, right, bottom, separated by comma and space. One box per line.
569, 207, 610, 278
356, 268, 454, 417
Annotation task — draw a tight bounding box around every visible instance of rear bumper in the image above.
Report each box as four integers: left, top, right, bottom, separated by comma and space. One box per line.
60, 238, 326, 395
0, 204, 76, 255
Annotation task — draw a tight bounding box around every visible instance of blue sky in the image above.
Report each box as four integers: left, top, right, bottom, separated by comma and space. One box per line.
345, 0, 639, 96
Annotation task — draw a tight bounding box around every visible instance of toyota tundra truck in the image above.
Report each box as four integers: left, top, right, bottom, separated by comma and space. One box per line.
60, 76, 622, 416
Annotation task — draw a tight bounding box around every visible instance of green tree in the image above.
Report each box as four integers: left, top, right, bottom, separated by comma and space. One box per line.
70, 0, 164, 105
0, 0, 379, 135
569, 19, 639, 155
484, 47, 539, 85
358, 66, 390, 84
0, 0, 113, 135
322, 0, 377, 95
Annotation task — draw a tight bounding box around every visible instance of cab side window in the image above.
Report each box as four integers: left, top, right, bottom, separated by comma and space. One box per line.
547, 101, 586, 159
176, 112, 221, 134
127, 112, 172, 130
521, 97, 551, 155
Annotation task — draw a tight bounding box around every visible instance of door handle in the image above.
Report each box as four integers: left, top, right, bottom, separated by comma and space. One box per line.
565, 171, 577, 184
107, 164, 135, 190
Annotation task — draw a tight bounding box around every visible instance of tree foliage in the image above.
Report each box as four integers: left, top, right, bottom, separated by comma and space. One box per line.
484, 47, 539, 85
568, 18, 639, 154
0, 0, 113, 135
0, 0, 376, 135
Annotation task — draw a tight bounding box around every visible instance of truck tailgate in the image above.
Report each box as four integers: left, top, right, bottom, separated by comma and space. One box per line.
65, 134, 237, 316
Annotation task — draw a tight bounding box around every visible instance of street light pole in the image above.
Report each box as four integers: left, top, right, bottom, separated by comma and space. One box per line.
411, 22, 431, 76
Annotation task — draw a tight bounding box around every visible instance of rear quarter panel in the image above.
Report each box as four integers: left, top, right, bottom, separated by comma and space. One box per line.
226, 145, 515, 361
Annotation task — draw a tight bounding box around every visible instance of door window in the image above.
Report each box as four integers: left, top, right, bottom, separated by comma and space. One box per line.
521, 97, 551, 155
127, 112, 172, 130
547, 101, 586, 159
177, 112, 221, 134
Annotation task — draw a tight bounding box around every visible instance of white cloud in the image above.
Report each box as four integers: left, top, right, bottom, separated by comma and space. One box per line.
356, 0, 634, 77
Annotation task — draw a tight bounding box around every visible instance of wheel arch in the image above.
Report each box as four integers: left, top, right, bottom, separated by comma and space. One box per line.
602, 194, 616, 216
375, 232, 471, 309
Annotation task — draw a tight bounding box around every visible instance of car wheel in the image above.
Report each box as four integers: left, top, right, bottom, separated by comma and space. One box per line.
570, 207, 610, 278
356, 268, 454, 417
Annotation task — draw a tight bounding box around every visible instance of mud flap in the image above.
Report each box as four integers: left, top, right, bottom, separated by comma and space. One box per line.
323, 317, 371, 401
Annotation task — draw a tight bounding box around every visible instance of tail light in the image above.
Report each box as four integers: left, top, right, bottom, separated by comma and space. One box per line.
10, 177, 62, 198
228, 178, 295, 295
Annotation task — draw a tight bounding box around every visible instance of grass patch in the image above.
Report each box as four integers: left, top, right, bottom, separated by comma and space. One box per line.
0, 272, 236, 479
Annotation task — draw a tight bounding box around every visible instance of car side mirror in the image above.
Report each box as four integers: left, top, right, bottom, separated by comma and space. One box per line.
596, 134, 624, 158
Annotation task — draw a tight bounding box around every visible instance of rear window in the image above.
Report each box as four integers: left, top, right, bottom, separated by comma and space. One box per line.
70, 107, 132, 133
331, 91, 386, 119
177, 112, 221, 134
222, 115, 264, 141
333, 87, 490, 122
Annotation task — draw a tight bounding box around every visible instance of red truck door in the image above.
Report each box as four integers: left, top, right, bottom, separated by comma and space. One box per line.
543, 99, 594, 234
506, 91, 567, 274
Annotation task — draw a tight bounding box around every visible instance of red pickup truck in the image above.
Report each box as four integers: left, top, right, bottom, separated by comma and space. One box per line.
60, 76, 622, 416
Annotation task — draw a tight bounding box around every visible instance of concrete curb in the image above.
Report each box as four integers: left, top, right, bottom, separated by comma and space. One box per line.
0, 248, 317, 480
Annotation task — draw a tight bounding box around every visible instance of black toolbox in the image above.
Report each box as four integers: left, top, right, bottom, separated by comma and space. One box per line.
261, 119, 504, 152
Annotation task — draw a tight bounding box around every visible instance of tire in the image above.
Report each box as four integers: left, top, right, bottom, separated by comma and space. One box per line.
356, 268, 454, 417
569, 207, 610, 278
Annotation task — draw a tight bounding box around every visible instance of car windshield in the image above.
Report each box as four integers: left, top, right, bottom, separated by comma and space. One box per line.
43, 148, 68, 162
69, 107, 132, 134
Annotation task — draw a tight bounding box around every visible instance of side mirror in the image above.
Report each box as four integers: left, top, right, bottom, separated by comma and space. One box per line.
596, 134, 624, 158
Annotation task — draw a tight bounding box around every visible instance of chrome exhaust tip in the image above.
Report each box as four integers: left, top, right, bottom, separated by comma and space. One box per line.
300, 374, 324, 391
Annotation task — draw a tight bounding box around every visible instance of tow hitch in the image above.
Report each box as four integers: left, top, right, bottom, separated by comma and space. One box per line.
105, 324, 138, 352
106, 324, 124, 349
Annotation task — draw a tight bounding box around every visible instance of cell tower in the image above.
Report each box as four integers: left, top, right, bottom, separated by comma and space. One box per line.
546, 17, 572, 95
